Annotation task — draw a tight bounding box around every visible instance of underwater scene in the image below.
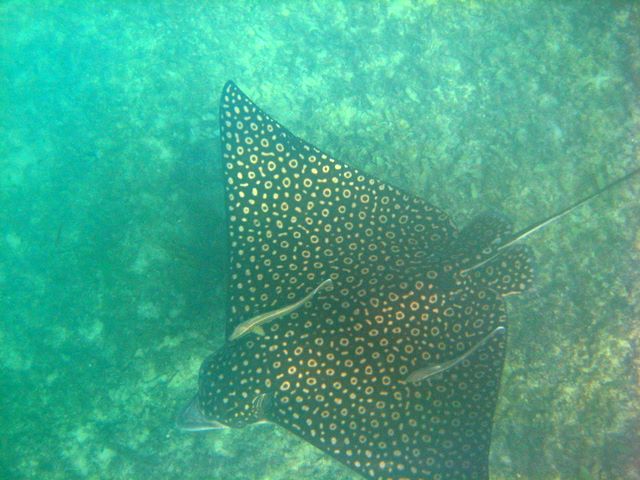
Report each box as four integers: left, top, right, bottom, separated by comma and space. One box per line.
1, 1, 639, 479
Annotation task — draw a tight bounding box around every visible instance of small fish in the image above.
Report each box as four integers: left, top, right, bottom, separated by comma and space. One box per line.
405, 326, 506, 384
229, 278, 333, 340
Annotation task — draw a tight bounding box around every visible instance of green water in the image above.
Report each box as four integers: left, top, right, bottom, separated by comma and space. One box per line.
1, 1, 638, 479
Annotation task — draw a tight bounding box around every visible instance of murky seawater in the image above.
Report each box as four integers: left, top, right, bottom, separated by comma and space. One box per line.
1, 2, 638, 479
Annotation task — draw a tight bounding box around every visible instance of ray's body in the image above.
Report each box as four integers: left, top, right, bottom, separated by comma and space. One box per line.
178, 81, 638, 480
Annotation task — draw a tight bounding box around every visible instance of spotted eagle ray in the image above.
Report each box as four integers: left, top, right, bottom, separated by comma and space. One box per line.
177, 81, 639, 479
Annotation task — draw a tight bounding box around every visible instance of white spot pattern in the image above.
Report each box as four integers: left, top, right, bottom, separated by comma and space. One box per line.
195, 81, 534, 480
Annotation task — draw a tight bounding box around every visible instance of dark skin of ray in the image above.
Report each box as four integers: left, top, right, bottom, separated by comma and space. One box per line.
177, 81, 638, 480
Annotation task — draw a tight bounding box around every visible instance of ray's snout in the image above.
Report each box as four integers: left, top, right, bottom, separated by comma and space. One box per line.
176, 396, 228, 432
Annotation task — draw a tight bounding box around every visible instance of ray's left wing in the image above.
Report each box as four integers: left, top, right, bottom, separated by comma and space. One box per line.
219, 81, 458, 337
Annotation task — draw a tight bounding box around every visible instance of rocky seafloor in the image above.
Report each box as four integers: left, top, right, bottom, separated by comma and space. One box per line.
2, 1, 639, 479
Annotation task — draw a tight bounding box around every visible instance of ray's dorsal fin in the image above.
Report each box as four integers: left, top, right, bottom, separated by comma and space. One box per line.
453, 211, 513, 255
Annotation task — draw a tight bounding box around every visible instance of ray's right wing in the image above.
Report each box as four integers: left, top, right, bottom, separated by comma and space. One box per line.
266, 297, 506, 480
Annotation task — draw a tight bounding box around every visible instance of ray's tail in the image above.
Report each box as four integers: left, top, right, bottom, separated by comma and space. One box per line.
462, 167, 639, 274
501, 167, 640, 250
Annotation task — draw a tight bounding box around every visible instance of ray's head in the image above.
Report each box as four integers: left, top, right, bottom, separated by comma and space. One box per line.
177, 345, 271, 431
